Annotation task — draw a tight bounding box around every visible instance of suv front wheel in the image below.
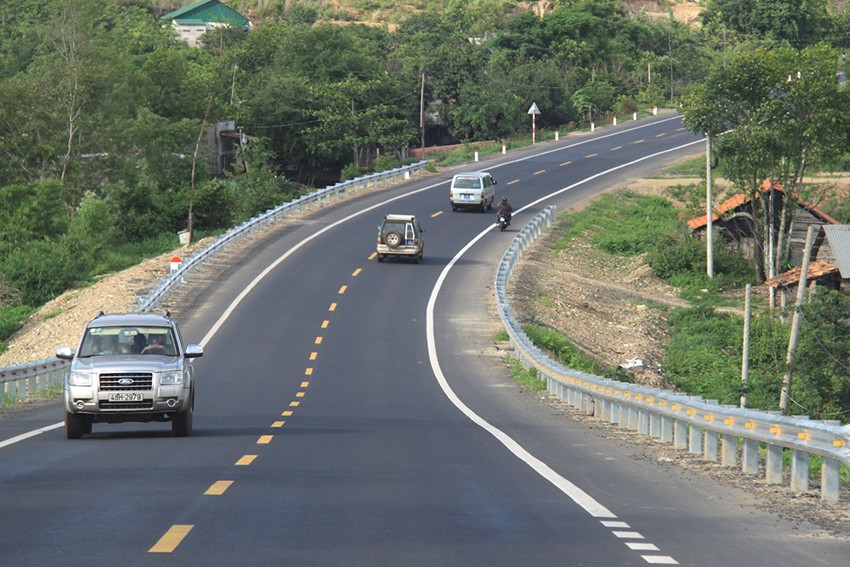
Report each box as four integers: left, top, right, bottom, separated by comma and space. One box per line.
65, 411, 85, 439
171, 391, 194, 437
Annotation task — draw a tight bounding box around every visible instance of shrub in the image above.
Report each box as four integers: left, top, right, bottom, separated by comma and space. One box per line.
371, 154, 400, 173
340, 163, 363, 181
0, 240, 76, 305
0, 305, 36, 351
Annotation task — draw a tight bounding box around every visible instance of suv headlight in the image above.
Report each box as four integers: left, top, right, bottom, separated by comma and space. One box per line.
160, 371, 184, 385
69, 372, 93, 386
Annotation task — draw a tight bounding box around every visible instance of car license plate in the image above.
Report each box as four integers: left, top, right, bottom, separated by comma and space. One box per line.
108, 392, 143, 402
462, 194, 472, 200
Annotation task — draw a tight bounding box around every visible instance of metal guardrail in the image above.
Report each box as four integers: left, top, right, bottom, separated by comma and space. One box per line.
495, 205, 850, 503
0, 161, 429, 407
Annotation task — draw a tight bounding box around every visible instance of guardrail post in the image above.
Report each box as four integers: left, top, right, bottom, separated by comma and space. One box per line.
790, 449, 810, 492
674, 418, 688, 449
609, 399, 620, 424
742, 438, 759, 475
627, 404, 638, 430
704, 429, 719, 462
721, 433, 737, 467
598, 397, 608, 420
638, 408, 650, 435
585, 395, 595, 416
660, 414, 674, 443
765, 444, 784, 484
821, 457, 840, 503
15, 373, 26, 403
703, 401, 719, 461
649, 409, 661, 438
689, 423, 703, 455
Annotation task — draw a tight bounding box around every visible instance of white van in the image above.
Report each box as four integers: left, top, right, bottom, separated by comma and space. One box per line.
449, 171, 497, 212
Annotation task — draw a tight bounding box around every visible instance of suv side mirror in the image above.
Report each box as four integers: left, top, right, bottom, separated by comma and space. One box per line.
56, 346, 74, 360
185, 344, 204, 358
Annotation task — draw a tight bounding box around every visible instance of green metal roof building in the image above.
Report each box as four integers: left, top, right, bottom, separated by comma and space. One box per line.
160, 0, 250, 47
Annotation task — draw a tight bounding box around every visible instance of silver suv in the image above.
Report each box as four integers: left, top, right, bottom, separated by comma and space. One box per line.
56, 311, 203, 439
376, 214, 425, 263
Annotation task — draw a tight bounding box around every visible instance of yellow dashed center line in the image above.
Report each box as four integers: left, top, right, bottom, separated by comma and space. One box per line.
352, 268, 361, 276
560, 161, 572, 166
149, 525, 193, 553
633, 139, 645, 144
166, 273, 350, 555
431, 211, 443, 217
205, 480, 233, 496
507, 179, 520, 185
368, 252, 377, 260
586, 153, 598, 158
656, 133, 666, 137
611, 146, 622, 151
533, 169, 545, 175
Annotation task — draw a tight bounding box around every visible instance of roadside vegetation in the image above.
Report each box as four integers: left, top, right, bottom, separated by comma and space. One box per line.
521, 173, 850, 424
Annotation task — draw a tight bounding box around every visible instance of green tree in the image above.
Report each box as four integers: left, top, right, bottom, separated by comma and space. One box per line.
793, 288, 850, 418
681, 44, 850, 281
64, 191, 117, 275
0, 181, 70, 245
701, 0, 831, 47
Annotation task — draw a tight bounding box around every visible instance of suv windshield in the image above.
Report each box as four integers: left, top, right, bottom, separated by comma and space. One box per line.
79, 326, 177, 357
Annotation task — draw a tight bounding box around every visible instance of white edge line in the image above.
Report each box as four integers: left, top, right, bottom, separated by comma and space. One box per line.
425, 138, 704, 519
0, 422, 64, 449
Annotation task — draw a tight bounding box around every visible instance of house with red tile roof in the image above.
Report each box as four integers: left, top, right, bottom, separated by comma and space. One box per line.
686, 179, 838, 266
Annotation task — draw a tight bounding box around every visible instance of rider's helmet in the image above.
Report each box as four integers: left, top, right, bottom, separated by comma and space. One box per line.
501, 197, 508, 203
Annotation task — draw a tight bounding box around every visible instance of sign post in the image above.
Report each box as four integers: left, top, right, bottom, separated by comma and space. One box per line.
527, 102, 540, 144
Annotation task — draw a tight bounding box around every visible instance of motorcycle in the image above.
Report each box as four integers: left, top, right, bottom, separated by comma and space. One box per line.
497, 212, 510, 231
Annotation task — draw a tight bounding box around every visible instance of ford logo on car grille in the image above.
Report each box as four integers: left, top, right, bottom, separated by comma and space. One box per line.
118, 378, 135, 385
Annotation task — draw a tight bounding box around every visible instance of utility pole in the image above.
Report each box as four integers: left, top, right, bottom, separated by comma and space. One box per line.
741, 284, 752, 408
420, 72, 425, 156
706, 135, 714, 278
780, 225, 816, 414
669, 35, 674, 105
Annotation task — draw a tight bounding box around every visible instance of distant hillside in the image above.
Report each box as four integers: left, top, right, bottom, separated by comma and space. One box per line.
218, 0, 703, 28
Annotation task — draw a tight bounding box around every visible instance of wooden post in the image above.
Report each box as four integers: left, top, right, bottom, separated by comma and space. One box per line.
741, 284, 751, 407
780, 225, 816, 413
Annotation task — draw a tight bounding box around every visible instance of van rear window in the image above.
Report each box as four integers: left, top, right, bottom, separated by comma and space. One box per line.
453, 176, 482, 189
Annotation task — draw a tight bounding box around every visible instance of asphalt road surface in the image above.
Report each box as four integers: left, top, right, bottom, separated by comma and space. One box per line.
2, 114, 848, 566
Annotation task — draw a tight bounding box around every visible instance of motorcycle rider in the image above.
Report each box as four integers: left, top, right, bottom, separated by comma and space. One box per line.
497, 196, 513, 226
